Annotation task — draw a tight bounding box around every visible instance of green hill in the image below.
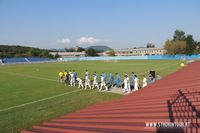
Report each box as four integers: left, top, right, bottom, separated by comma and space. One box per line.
0, 45, 54, 58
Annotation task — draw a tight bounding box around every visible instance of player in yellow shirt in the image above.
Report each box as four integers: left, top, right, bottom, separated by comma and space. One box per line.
64, 70, 67, 77
58, 71, 64, 83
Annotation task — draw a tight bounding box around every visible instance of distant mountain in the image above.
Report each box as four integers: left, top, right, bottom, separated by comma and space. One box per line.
85, 45, 112, 52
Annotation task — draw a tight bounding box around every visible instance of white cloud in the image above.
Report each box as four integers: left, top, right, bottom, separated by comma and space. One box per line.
76, 37, 110, 45
57, 38, 71, 44
77, 37, 99, 45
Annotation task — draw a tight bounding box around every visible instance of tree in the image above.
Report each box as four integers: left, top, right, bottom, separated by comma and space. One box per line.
107, 50, 116, 56
185, 35, 196, 55
173, 29, 186, 41
165, 30, 200, 55
146, 43, 155, 48
77, 47, 85, 52
164, 40, 176, 55
194, 41, 200, 54
26, 50, 34, 57
40, 50, 50, 57
164, 40, 186, 55
86, 48, 98, 56
164, 30, 188, 55
0, 45, 54, 58
54, 53, 60, 58
164, 40, 173, 55
174, 40, 186, 54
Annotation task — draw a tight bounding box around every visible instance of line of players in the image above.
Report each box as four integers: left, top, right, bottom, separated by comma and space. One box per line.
58, 70, 161, 93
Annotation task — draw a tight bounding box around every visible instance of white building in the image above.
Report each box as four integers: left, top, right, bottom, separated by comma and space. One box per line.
114, 48, 166, 56
50, 48, 166, 57
50, 51, 86, 57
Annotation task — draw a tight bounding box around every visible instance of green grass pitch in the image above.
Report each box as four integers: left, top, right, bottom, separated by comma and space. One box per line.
0, 60, 181, 133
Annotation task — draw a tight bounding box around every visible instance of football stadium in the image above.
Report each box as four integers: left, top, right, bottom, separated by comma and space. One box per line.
0, 58, 199, 133
1, 0, 200, 133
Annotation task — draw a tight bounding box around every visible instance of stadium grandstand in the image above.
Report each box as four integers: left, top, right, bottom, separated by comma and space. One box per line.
0, 57, 56, 64
50, 52, 86, 58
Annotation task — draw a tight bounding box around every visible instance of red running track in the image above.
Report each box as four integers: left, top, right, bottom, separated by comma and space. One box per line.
22, 61, 200, 133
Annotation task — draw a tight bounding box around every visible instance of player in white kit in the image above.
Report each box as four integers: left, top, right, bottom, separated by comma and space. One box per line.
85, 70, 89, 76
134, 75, 139, 91
85, 74, 91, 89
142, 75, 147, 88
123, 75, 128, 93
127, 75, 131, 93
77, 77, 83, 88
100, 75, 108, 91
92, 73, 99, 89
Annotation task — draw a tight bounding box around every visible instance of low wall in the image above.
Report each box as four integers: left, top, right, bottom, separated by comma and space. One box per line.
2, 55, 200, 65
62, 54, 200, 62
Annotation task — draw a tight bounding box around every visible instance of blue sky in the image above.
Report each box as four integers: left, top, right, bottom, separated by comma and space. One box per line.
0, 0, 200, 49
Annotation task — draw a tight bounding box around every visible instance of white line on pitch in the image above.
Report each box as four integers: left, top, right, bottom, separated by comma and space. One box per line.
0, 89, 82, 112
137, 62, 179, 76
0, 71, 57, 82
0, 62, 179, 112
